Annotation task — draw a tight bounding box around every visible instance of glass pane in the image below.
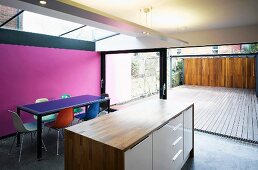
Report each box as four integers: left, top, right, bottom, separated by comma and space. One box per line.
0, 5, 22, 30
167, 57, 183, 89
170, 44, 258, 56
0, 4, 118, 42
21, 11, 82, 36
106, 52, 159, 105
92, 27, 116, 40
62, 26, 94, 41
241, 44, 258, 53
62, 26, 117, 41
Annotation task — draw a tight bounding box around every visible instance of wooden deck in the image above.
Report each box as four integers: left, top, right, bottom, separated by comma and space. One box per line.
168, 86, 258, 143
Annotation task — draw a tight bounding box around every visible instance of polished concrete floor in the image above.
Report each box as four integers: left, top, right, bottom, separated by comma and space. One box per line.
0, 127, 64, 170
0, 130, 258, 170
182, 132, 258, 170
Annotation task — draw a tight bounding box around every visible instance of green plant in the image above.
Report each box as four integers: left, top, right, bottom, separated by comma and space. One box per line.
171, 59, 184, 87
242, 44, 258, 53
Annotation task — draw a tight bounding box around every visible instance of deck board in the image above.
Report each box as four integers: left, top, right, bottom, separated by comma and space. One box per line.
167, 86, 258, 143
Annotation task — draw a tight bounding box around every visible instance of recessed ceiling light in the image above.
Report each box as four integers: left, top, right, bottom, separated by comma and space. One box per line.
142, 31, 150, 35
39, 0, 47, 5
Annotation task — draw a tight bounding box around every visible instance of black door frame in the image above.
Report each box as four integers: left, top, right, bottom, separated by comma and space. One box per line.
101, 48, 167, 99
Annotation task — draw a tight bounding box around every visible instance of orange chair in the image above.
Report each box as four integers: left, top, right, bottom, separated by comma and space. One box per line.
45, 108, 74, 155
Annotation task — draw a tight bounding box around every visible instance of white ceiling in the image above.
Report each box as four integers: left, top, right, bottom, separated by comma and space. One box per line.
1, 0, 258, 48
72, 0, 258, 34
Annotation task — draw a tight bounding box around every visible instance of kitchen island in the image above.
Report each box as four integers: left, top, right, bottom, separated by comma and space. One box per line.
64, 98, 194, 170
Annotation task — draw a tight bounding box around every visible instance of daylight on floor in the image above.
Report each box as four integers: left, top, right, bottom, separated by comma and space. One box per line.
0, 0, 258, 170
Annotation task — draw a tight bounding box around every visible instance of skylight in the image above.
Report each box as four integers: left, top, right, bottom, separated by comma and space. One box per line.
61, 26, 117, 41
0, 4, 119, 42
22, 11, 82, 36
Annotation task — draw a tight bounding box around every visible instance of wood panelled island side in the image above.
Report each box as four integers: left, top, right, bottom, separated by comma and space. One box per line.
64, 98, 194, 170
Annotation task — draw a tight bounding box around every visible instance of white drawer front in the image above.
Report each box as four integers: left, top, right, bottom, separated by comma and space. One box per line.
172, 149, 183, 170
171, 136, 183, 157
153, 125, 174, 170
168, 114, 183, 145
125, 135, 152, 170
168, 113, 183, 127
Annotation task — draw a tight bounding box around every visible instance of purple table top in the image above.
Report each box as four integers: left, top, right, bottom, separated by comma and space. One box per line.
18, 95, 109, 116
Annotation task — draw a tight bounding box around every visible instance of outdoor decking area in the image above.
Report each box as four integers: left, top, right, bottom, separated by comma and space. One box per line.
168, 86, 258, 143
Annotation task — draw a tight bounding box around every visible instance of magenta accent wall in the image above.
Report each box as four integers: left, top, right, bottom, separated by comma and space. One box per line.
0, 44, 100, 137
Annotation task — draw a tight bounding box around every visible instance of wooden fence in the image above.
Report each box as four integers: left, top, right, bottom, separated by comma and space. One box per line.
184, 58, 255, 88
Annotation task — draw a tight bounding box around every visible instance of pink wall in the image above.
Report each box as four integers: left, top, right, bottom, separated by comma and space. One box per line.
0, 44, 100, 137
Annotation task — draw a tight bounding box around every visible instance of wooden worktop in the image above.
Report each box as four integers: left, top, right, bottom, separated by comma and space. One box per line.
66, 98, 193, 151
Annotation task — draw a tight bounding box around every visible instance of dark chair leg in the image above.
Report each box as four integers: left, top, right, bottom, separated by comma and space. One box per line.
57, 130, 60, 155
30, 133, 33, 143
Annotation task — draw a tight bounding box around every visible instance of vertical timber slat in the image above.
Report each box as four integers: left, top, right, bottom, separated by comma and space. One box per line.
184, 58, 255, 89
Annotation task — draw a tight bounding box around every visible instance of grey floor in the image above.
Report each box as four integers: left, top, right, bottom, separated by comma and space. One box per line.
0, 127, 64, 170
0, 130, 258, 170
182, 132, 258, 170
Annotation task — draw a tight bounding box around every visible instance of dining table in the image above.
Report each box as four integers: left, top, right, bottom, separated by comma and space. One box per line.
16, 95, 110, 159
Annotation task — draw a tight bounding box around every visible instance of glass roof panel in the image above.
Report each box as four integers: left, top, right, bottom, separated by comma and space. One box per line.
61, 26, 94, 41
62, 26, 117, 41
91, 27, 117, 40
0, 4, 119, 42
21, 11, 83, 36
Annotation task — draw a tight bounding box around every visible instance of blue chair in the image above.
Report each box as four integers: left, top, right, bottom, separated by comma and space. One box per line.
75, 102, 100, 122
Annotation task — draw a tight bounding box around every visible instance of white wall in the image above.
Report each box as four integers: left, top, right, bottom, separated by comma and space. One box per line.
96, 25, 258, 51
170, 25, 258, 47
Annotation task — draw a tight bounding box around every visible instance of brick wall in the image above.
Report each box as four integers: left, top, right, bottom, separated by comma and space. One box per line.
0, 5, 23, 29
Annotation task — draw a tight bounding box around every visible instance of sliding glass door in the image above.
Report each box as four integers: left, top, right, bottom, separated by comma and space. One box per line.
106, 52, 160, 105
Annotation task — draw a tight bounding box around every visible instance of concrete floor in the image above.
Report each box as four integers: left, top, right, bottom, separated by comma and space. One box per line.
0, 130, 258, 170
183, 132, 258, 170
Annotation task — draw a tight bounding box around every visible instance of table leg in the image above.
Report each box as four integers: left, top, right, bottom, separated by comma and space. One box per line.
16, 108, 21, 146
37, 115, 42, 160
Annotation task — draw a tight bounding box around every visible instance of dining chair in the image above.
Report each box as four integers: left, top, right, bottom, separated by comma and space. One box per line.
61, 94, 83, 113
45, 108, 74, 155
33, 98, 56, 122
75, 102, 100, 123
8, 110, 47, 162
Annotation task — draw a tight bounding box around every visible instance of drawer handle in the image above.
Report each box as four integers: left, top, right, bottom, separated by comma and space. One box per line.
173, 149, 182, 161
173, 123, 182, 131
172, 136, 182, 146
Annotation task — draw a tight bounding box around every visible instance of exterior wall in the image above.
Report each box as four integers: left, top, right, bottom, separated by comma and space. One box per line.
0, 5, 23, 29
0, 44, 100, 137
